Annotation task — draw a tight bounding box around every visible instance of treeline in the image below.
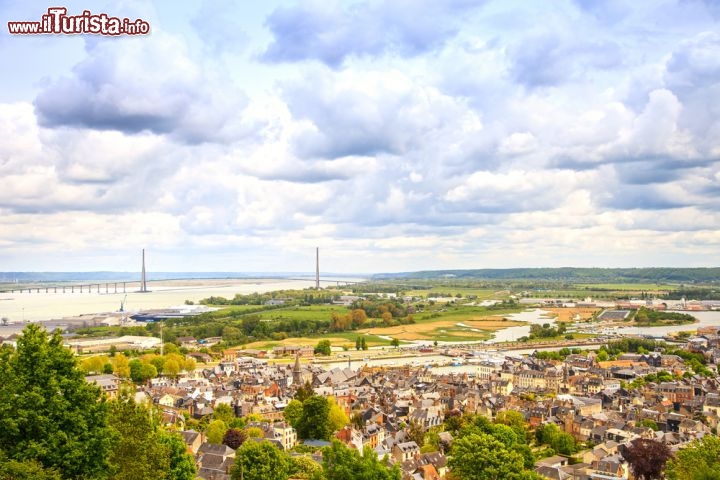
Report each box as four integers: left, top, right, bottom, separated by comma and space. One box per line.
199, 289, 340, 306
350, 299, 409, 318
375, 267, 720, 283
634, 307, 696, 325
663, 288, 720, 300
0, 325, 196, 479
161, 298, 416, 347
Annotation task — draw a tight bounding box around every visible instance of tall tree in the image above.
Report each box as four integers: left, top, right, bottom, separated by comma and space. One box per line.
111, 352, 131, 378
283, 399, 303, 428
295, 381, 315, 402
327, 396, 350, 432
213, 403, 235, 424
288, 455, 322, 479
666, 435, 720, 480
449, 432, 525, 480
231, 440, 289, 480
406, 420, 426, 448
0, 324, 113, 479
158, 432, 197, 480
297, 395, 332, 440
321, 440, 400, 480
206, 420, 228, 445
621, 438, 672, 480
0, 453, 62, 480
107, 394, 170, 480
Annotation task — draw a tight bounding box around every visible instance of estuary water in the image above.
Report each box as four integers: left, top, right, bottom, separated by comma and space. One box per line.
0, 278, 325, 325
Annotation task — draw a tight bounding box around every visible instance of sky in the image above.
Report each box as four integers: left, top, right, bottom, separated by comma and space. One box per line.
0, 0, 719, 274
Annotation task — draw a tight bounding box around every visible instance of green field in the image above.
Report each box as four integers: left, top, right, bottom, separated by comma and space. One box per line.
572, 283, 680, 291
403, 287, 511, 300
415, 305, 524, 323
255, 305, 349, 321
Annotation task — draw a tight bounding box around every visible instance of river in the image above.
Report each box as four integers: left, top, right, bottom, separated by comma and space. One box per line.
0, 278, 358, 335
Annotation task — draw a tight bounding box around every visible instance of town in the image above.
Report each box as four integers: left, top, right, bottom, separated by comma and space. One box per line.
2, 274, 720, 480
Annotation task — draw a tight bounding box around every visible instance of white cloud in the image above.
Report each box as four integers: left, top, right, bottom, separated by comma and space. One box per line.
0, 0, 719, 272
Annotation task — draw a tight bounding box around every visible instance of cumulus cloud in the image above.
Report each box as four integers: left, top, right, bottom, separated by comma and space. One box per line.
508, 33, 623, 88
282, 69, 483, 161
261, 0, 484, 66
3, 0, 720, 271
34, 33, 255, 144
191, 0, 250, 54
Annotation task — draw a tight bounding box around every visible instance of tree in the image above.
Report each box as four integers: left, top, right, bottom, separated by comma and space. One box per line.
321, 440, 400, 480
223, 428, 247, 450
213, 403, 235, 424
621, 438, 672, 480
81, 355, 108, 374
206, 420, 228, 444
129, 359, 156, 383
158, 431, 197, 480
231, 440, 289, 480
0, 324, 113, 479
666, 435, 720, 480
163, 357, 181, 378
328, 396, 350, 432
314, 340, 332, 356
297, 395, 332, 440
390, 338, 400, 348
536, 423, 577, 455
246, 427, 264, 438
111, 352, 130, 378
0, 456, 62, 480
406, 420, 426, 447
107, 394, 170, 480
295, 381, 315, 402
182, 357, 197, 372
283, 399, 303, 428
288, 455, 322, 479
350, 309, 368, 328
449, 432, 526, 480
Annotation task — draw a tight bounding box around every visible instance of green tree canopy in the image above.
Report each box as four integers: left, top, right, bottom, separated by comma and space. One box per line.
213, 403, 235, 424
449, 432, 526, 480
321, 440, 400, 480
107, 394, 170, 480
666, 435, 720, 480
288, 455, 322, 479
206, 419, 229, 445
535, 422, 577, 455
296, 395, 332, 440
314, 340, 331, 356
0, 453, 62, 480
0, 324, 114, 479
158, 431, 197, 480
231, 440, 290, 480
283, 399, 303, 429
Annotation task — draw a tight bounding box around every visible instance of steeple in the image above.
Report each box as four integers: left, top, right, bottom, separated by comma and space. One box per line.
293, 352, 302, 385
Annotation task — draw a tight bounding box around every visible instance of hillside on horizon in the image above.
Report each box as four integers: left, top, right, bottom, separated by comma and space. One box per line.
372, 267, 720, 284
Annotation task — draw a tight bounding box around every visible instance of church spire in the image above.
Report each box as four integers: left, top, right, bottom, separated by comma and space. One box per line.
293, 352, 302, 385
